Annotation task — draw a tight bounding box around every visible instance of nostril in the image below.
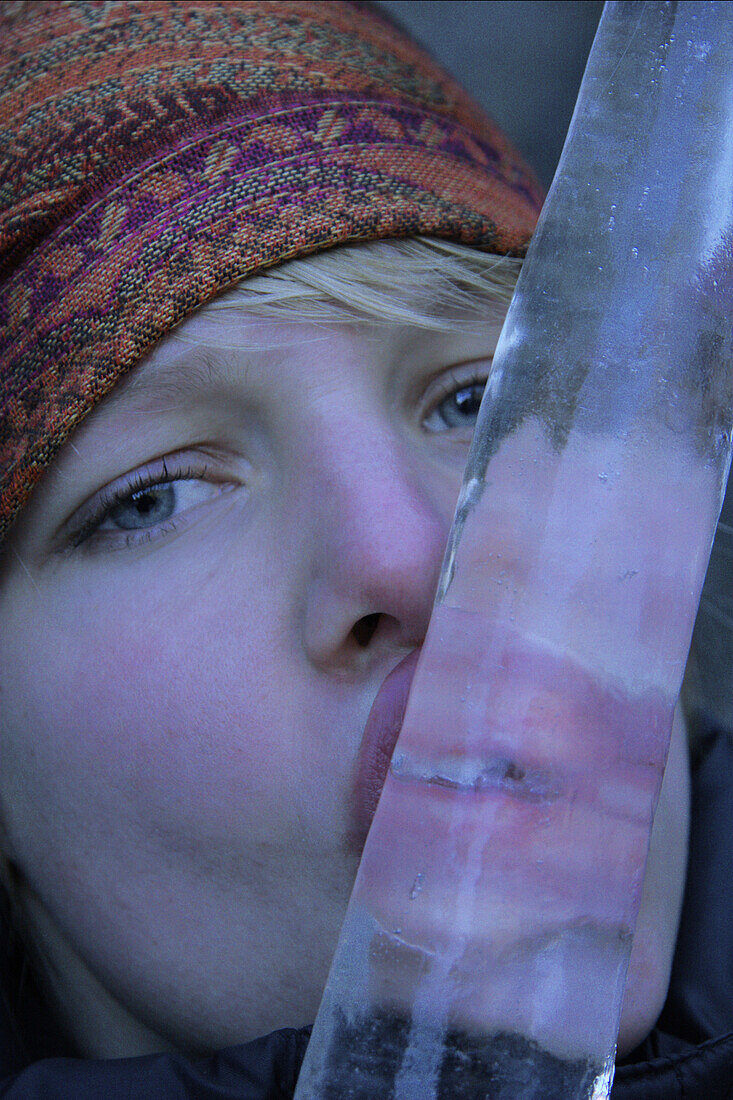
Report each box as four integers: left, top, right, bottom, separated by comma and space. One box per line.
351, 613, 381, 648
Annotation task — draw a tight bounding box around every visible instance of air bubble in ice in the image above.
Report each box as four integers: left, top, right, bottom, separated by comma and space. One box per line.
409, 873, 424, 901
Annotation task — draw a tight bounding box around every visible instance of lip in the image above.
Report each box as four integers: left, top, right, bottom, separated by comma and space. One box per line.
350, 648, 421, 850
389, 750, 562, 802
393, 609, 672, 798
353, 612, 673, 941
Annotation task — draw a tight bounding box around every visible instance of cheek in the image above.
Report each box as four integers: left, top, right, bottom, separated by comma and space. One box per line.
0, 556, 363, 1047
0, 568, 347, 900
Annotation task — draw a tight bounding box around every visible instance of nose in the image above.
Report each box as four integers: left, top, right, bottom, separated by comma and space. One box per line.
300, 426, 452, 670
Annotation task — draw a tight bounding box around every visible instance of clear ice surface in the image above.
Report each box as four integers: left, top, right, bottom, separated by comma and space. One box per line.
295, 2, 733, 1097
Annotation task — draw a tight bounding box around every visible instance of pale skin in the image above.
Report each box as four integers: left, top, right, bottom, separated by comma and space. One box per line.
0, 300, 689, 1060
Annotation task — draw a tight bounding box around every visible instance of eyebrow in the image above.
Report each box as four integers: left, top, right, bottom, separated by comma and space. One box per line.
103, 345, 240, 412
102, 324, 344, 413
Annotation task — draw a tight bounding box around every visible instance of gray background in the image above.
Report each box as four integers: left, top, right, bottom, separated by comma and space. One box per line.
376, 1, 604, 188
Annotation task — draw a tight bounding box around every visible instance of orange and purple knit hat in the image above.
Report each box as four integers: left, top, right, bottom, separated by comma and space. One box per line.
0, 0, 542, 544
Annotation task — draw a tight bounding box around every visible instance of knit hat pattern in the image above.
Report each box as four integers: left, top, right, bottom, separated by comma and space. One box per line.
0, 0, 542, 544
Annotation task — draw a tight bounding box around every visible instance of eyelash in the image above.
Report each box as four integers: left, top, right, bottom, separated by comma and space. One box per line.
423, 366, 489, 429
69, 459, 214, 551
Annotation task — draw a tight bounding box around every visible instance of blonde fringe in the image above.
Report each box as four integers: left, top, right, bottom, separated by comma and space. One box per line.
189, 237, 521, 331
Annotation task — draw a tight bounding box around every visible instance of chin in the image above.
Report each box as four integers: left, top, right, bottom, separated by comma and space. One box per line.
616, 926, 671, 1055
616, 701, 690, 1057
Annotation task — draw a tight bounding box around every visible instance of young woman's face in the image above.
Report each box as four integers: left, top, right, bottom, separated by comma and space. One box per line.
0, 303, 688, 1059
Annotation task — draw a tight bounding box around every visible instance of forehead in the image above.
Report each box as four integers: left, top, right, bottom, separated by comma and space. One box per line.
6, 304, 502, 540
104, 298, 500, 413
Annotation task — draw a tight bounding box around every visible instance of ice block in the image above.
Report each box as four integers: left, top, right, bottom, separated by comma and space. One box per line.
294, 3, 733, 1097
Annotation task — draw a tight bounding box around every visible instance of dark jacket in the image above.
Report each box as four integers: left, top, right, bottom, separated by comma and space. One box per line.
1, 732, 731, 1099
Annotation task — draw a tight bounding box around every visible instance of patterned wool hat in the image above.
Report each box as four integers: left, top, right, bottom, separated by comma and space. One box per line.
0, 0, 542, 544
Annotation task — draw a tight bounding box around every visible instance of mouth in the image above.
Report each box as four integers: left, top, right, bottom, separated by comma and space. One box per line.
351, 609, 672, 940
389, 750, 561, 802
349, 648, 421, 850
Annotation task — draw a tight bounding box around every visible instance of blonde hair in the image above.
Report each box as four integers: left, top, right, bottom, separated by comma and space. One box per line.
191, 236, 521, 330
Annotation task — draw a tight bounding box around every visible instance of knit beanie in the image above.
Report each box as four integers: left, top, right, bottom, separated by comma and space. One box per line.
0, 0, 542, 544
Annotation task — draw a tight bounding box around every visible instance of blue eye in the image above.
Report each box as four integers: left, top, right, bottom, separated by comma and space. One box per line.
438, 382, 485, 427
107, 483, 176, 530
68, 460, 232, 552
425, 376, 487, 431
